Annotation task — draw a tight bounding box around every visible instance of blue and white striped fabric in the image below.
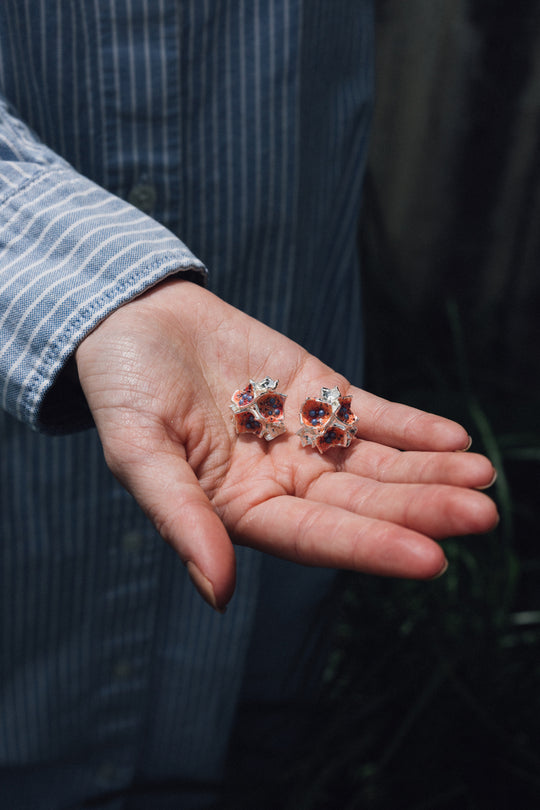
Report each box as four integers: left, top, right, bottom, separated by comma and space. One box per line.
0, 2, 374, 807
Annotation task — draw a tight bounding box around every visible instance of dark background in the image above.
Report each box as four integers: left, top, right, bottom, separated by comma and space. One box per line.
227, 2, 540, 807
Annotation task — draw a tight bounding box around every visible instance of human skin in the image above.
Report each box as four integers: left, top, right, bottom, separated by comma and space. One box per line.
75, 280, 498, 611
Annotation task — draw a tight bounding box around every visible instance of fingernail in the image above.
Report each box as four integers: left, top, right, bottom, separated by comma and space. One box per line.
186, 561, 225, 613
478, 468, 498, 490
430, 558, 449, 580
457, 435, 473, 452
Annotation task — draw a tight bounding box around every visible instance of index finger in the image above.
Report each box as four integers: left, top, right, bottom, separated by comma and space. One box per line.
346, 387, 471, 452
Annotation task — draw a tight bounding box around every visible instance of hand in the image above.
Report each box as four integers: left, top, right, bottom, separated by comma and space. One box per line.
75, 280, 498, 610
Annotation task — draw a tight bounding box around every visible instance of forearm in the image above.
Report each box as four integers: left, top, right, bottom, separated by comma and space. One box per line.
0, 97, 206, 433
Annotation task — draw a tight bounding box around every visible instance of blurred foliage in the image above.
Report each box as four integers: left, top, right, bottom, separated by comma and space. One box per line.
276, 168, 540, 809
286, 0, 540, 801
222, 173, 540, 808
227, 149, 540, 805
223, 0, 540, 798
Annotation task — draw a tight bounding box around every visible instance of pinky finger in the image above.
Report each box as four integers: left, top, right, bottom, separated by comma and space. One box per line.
234, 496, 448, 580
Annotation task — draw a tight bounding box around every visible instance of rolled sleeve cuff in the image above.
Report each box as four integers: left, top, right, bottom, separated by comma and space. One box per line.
0, 166, 207, 433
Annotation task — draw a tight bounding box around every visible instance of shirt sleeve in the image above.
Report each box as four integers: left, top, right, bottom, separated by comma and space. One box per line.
0, 97, 207, 434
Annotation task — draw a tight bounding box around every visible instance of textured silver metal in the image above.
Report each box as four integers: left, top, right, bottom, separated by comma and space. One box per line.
297, 386, 358, 453
231, 377, 287, 441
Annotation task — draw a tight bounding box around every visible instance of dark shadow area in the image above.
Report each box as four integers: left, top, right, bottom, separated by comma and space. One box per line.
221, 2, 540, 807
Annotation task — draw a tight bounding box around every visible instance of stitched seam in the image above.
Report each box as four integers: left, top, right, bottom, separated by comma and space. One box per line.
21, 257, 205, 422
0, 166, 63, 210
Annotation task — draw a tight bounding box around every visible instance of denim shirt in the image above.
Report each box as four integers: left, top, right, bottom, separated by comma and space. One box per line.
0, 2, 374, 807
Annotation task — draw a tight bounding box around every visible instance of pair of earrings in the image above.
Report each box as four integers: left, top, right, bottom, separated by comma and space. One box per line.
230, 377, 358, 454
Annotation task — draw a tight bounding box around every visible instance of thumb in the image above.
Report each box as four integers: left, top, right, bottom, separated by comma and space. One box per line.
109, 444, 236, 612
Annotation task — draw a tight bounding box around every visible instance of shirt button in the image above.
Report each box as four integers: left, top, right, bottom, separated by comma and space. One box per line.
128, 182, 156, 213
112, 659, 133, 681
122, 530, 144, 553
95, 762, 129, 788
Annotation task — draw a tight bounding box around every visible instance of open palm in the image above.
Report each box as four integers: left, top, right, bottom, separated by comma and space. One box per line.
75, 280, 498, 610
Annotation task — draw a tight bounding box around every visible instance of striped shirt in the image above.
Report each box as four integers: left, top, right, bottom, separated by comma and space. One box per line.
0, 2, 374, 807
